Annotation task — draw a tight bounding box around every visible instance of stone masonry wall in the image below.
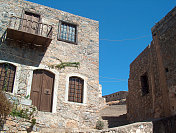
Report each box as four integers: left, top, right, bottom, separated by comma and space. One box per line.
103, 91, 128, 102
127, 7, 176, 122
127, 39, 169, 121
152, 6, 176, 116
40, 122, 153, 133
0, 0, 105, 130
127, 46, 155, 122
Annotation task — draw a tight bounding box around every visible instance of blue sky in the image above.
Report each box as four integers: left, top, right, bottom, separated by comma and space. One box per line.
28, 0, 176, 96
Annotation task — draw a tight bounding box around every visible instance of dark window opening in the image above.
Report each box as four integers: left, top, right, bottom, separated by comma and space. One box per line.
24, 11, 40, 18
68, 76, 84, 103
165, 68, 169, 72
172, 106, 174, 110
141, 73, 149, 96
58, 21, 77, 44
0, 63, 16, 93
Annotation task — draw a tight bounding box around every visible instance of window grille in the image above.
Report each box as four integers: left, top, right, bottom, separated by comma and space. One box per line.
0, 63, 16, 93
58, 21, 77, 43
68, 76, 84, 103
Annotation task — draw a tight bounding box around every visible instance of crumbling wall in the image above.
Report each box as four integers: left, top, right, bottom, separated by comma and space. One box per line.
127, 47, 154, 122
152, 7, 176, 115
127, 7, 176, 122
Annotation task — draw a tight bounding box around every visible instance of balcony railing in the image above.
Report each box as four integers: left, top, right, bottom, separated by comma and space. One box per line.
6, 16, 53, 48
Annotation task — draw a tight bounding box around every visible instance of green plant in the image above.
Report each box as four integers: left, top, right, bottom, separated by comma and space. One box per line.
24, 95, 30, 99
0, 90, 12, 129
27, 118, 37, 133
3, 64, 9, 91
96, 120, 104, 130
10, 103, 37, 132
10, 105, 36, 120
31, 118, 36, 126
55, 62, 80, 69
50, 58, 80, 70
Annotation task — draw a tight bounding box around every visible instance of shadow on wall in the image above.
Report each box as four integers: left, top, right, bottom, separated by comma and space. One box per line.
102, 114, 129, 128
0, 30, 47, 67
153, 115, 176, 133
103, 113, 176, 132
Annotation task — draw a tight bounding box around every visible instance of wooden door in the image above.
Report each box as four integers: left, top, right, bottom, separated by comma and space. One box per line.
31, 70, 55, 112
0, 63, 16, 93
22, 11, 40, 34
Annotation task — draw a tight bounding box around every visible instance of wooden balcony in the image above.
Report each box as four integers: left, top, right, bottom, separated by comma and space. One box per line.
6, 16, 53, 48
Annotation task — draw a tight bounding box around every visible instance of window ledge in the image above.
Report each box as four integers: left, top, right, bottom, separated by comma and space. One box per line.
64, 100, 87, 106
58, 38, 77, 45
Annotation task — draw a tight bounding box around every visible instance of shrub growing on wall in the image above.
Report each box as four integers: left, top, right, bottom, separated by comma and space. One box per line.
96, 120, 104, 130
0, 90, 12, 129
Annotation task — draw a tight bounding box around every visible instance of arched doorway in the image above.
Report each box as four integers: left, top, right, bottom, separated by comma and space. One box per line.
30, 69, 55, 112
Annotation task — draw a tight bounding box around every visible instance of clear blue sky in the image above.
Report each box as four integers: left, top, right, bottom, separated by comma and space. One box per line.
28, 0, 176, 96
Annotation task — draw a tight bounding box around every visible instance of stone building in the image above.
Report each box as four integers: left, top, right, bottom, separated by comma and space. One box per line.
103, 91, 128, 102
102, 91, 128, 128
0, 0, 105, 130
127, 7, 176, 122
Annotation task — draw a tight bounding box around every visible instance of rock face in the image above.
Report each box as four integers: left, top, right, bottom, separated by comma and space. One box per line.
0, 0, 105, 130
127, 7, 176, 122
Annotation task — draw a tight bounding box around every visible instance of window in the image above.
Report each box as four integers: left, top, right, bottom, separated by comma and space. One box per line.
68, 76, 84, 103
140, 73, 149, 96
0, 63, 16, 93
58, 21, 77, 44
165, 68, 169, 72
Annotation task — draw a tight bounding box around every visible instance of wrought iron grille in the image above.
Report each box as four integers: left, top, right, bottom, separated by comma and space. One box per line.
8, 16, 53, 38
0, 63, 16, 93
68, 76, 84, 103
58, 21, 77, 43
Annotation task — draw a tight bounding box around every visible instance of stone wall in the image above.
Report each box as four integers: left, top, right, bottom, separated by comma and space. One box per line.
153, 115, 176, 133
98, 122, 152, 133
127, 46, 155, 122
152, 6, 176, 116
0, 0, 105, 130
1, 92, 39, 132
5, 115, 176, 132
99, 105, 128, 128
103, 91, 128, 102
24, 121, 153, 132
99, 115, 176, 133
127, 7, 176, 122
